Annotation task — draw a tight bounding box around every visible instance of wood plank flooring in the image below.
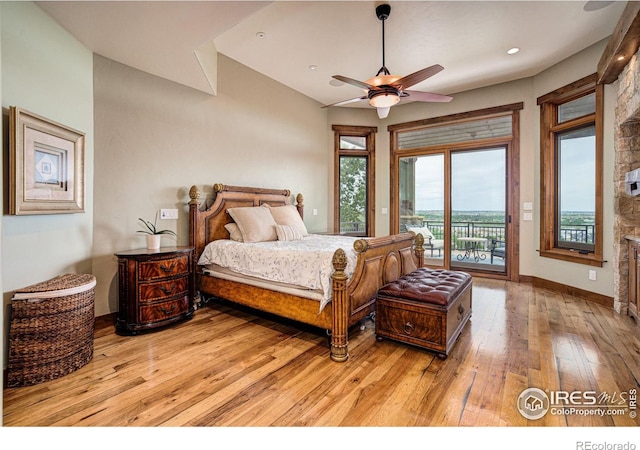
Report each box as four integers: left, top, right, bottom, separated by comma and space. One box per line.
3, 278, 640, 433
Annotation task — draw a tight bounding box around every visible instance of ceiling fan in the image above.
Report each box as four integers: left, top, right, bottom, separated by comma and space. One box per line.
323, 3, 452, 119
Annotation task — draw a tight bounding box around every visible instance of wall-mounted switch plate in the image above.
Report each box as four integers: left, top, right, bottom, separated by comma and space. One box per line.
160, 209, 178, 219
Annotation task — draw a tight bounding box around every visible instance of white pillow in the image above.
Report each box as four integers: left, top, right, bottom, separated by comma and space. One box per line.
275, 224, 303, 241
408, 226, 434, 239
227, 206, 278, 243
264, 204, 309, 237
224, 223, 244, 242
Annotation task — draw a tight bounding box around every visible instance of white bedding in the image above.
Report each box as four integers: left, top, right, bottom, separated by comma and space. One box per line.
197, 234, 359, 311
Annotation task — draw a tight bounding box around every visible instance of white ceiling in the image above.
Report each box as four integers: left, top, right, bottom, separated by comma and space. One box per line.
37, 1, 627, 108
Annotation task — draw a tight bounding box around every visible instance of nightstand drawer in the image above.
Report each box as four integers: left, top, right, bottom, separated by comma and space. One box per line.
139, 255, 189, 280
139, 296, 189, 323
139, 276, 189, 303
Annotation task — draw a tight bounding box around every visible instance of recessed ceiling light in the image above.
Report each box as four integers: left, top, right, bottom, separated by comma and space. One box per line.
308, 65, 318, 71
329, 79, 344, 87
507, 47, 520, 55
256, 32, 266, 39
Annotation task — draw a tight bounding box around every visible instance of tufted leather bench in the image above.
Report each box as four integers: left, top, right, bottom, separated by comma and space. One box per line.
375, 267, 472, 359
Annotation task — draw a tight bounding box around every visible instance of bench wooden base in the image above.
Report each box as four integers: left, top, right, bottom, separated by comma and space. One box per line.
375, 268, 472, 359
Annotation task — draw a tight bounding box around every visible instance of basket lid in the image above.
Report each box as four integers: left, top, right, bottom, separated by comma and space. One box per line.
13, 274, 96, 300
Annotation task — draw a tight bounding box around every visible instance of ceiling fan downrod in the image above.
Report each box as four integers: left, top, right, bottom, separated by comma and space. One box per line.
376, 4, 391, 77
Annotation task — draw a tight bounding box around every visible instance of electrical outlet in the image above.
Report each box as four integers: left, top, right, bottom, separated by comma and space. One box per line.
160, 209, 178, 220
589, 270, 597, 281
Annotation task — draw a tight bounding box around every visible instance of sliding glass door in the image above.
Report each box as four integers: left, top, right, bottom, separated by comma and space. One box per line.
391, 105, 520, 279
398, 146, 508, 274
450, 147, 506, 272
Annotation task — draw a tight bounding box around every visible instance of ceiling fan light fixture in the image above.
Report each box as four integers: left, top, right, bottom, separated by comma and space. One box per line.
368, 88, 400, 108
377, 107, 391, 119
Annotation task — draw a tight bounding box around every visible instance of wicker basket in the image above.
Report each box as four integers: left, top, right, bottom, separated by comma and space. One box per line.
7, 273, 96, 388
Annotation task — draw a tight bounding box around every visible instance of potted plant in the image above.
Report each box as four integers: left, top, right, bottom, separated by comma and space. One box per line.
137, 213, 177, 250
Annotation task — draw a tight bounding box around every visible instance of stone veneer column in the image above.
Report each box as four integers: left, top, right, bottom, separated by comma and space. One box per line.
614, 49, 640, 313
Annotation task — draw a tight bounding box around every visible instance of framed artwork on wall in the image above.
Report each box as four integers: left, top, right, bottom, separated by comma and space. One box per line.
9, 107, 85, 215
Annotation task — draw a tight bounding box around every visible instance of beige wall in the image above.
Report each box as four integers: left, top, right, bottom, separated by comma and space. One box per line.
92, 54, 330, 316
1, 2, 94, 316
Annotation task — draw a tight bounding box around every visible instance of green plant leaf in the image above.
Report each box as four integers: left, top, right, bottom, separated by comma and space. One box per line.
136, 216, 177, 237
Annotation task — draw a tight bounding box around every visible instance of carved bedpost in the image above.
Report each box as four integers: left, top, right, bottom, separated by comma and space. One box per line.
296, 193, 304, 219
415, 233, 425, 268
330, 248, 349, 362
188, 185, 200, 251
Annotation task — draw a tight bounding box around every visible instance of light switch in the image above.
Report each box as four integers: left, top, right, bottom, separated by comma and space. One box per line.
523, 212, 533, 221
160, 209, 178, 219
381, 208, 388, 215
523, 202, 533, 211
312, 208, 318, 216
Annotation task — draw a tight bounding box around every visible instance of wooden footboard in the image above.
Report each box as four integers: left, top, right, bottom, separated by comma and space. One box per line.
188, 184, 424, 362
329, 233, 424, 361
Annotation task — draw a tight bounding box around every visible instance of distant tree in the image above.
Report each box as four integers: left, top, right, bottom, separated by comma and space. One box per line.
339, 157, 367, 230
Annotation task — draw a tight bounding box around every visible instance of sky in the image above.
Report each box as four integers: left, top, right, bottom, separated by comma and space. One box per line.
411, 139, 595, 212
413, 148, 506, 211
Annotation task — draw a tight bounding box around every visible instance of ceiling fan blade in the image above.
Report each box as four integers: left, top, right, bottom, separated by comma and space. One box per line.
393, 64, 444, 90
403, 90, 453, 103
332, 75, 376, 91
322, 96, 368, 108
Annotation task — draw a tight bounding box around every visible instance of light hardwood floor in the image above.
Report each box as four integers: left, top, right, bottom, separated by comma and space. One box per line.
3, 278, 640, 428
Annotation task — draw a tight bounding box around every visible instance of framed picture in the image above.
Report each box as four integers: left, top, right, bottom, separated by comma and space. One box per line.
9, 107, 85, 215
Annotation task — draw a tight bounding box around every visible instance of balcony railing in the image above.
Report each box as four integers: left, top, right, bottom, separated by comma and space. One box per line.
398, 218, 595, 251
344, 219, 595, 249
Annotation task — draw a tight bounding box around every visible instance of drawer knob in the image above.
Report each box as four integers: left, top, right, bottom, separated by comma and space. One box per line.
403, 322, 415, 335
159, 304, 176, 315
160, 263, 176, 273
160, 284, 176, 295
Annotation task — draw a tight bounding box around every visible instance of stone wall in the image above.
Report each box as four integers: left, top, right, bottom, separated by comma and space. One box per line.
614, 49, 640, 313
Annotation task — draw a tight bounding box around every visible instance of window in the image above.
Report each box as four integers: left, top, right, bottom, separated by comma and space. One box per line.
333, 125, 376, 236
538, 74, 603, 266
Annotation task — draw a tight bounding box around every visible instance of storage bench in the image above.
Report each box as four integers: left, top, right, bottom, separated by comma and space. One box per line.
375, 267, 472, 359
7, 273, 96, 387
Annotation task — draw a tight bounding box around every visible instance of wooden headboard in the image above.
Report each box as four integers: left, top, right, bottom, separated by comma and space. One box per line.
188, 183, 304, 262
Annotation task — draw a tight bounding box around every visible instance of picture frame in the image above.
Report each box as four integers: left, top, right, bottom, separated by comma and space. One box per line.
9, 107, 85, 215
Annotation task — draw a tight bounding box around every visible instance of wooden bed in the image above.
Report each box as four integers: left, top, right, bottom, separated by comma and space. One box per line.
188, 183, 424, 362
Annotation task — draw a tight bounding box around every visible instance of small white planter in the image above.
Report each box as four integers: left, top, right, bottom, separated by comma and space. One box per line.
146, 234, 161, 250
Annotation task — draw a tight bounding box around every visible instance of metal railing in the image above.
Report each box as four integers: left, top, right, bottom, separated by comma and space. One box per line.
345, 218, 595, 249
340, 221, 365, 233
400, 219, 595, 250
558, 225, 595, 245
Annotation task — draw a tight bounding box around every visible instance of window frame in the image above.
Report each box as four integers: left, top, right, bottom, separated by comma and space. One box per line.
332, 125, 376, 236
537, 73, 604, 267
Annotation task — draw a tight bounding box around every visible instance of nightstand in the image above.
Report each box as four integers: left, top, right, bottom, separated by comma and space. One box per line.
115, 246, 195, 334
